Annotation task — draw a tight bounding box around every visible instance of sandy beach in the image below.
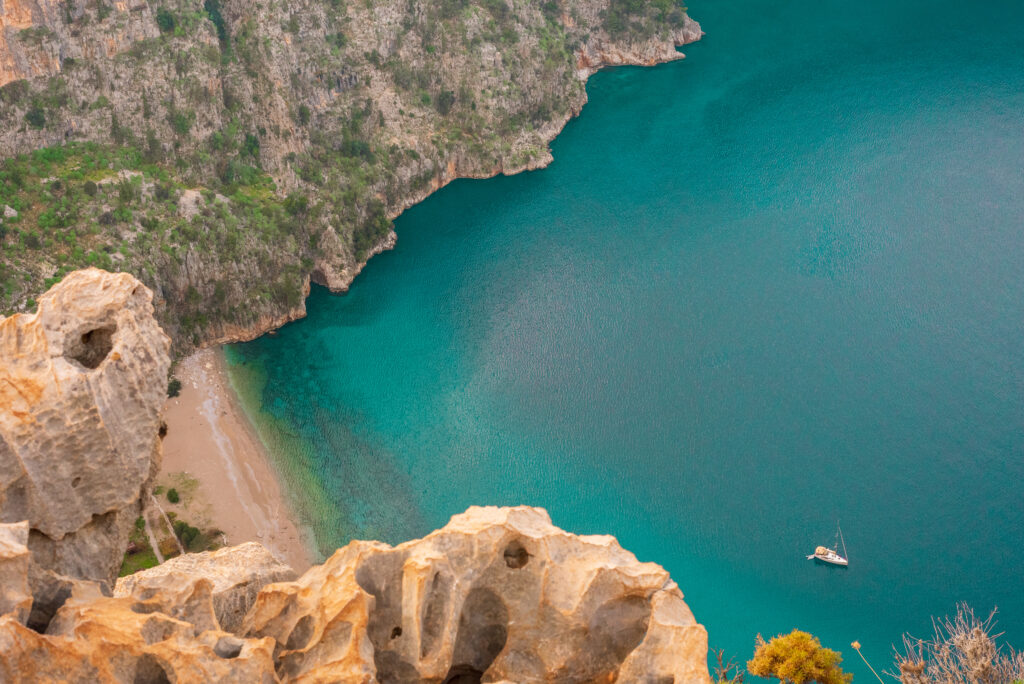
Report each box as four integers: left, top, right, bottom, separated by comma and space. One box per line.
158, 347, 313, 572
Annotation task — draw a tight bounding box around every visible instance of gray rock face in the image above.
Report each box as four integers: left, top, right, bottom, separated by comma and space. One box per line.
0, 522, 31, 624
114, 542, 297, 634
0, 268, 171, 588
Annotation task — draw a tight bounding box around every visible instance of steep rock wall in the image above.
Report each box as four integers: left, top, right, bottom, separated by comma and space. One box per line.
0, 268, 170, 589
0, 0, 702, 353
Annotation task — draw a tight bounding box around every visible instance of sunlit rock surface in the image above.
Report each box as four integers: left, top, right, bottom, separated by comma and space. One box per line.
0, 268, 170, 588
248, 505, 712, 683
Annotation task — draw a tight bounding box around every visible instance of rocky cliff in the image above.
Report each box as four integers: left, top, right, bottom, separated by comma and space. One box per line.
0, 270, 711, 681
0, 0, 701, 353
1, 507, 711, 683
0, 268, 170, 631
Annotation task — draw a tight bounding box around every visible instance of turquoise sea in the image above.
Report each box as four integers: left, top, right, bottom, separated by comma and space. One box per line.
227, 0, 1024, 676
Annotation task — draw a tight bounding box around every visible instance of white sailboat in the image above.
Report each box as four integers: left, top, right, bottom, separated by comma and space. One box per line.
807, 523, 848, 566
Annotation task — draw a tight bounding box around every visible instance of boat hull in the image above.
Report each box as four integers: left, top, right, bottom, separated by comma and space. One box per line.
807, 553, 848, 566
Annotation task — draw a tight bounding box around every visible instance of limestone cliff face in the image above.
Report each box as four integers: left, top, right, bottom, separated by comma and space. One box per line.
0, 0, 702, 353
0, 507, 711, 683
0, 268, 170, 589
0, 0, 159, 87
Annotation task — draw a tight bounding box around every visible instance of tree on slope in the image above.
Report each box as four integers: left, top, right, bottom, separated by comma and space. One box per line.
747, 630, 852, 684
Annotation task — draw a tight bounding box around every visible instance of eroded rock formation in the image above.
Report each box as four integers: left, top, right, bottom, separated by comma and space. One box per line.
114, 542, 297, 634
0, 268, 170, 591
245, 505, 711, 683
0, 270, 710, 682
0, 506, 710, 682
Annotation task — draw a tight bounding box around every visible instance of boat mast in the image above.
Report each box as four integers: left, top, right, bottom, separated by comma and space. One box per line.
838, 523, 848, 559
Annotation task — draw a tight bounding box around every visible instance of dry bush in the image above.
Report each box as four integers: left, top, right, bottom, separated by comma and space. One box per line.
893, 604, 1024, 684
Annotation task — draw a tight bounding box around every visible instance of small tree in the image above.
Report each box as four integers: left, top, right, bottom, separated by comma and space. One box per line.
25, 107, 46, 129
712, 647, 745, 683
748, 630, 852, 684
166, 487, 179, 504
167, 377, 182, 397
156, 7, 176, 33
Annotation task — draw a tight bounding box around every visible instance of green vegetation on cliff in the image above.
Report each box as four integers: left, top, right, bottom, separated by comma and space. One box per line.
0, 142, 317, 347
0, 0, 699, 352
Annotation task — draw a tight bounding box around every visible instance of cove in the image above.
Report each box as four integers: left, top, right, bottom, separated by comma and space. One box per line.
226, 0, 1024, 676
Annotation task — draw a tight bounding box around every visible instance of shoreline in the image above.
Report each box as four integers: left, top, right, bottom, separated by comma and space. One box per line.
158, 347, 314, 572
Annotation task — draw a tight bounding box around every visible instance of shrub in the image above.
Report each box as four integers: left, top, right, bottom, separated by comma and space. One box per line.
172, 520, 200, 548
167, 378, 182, 397
0, 79, 29, 106
22, 231, 41, 249
712, 648, 745, 684
284, 192, 308, 216
892, 604, 1024, 683
748, 631, 851, 684
83, 180, 97, 196
297, 104, 311, 126
25, 107, 46, 129
168, 108, 195, 136
203, 0, 229, 47
436, 90, 456, 115
156, 7, 176, 33
242, 133, 260, 159
166, 487, 180, 504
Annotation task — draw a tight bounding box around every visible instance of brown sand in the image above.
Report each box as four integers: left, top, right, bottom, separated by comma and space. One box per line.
158, 347, 313, 572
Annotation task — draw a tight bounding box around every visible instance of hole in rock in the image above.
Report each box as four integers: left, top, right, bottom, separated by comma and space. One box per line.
26, 583, 72, 634
420, 571, 451, 659
285, 615, 314, 651
71, 477, 81, 488
390, 626, 402, 639
447, 587, 508, 681
443, 665, 485, 684
132, 653, 171, 684
158, 422, 168, 438
131, 601, 163, 615
503, 540, 529, 569
65, 325, 115, 369
213, 636, 244, 659
141, 617, 176, 645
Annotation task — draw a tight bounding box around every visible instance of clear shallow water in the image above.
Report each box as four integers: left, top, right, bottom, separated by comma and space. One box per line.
227, 0, 1024, 675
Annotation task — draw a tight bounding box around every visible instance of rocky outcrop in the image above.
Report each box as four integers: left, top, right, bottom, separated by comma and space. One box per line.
114, 542, 297, 633
0, 268, 170, 591
245, 505, 711, 683
0, 522, 32, 624
0, 505, 710, 682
